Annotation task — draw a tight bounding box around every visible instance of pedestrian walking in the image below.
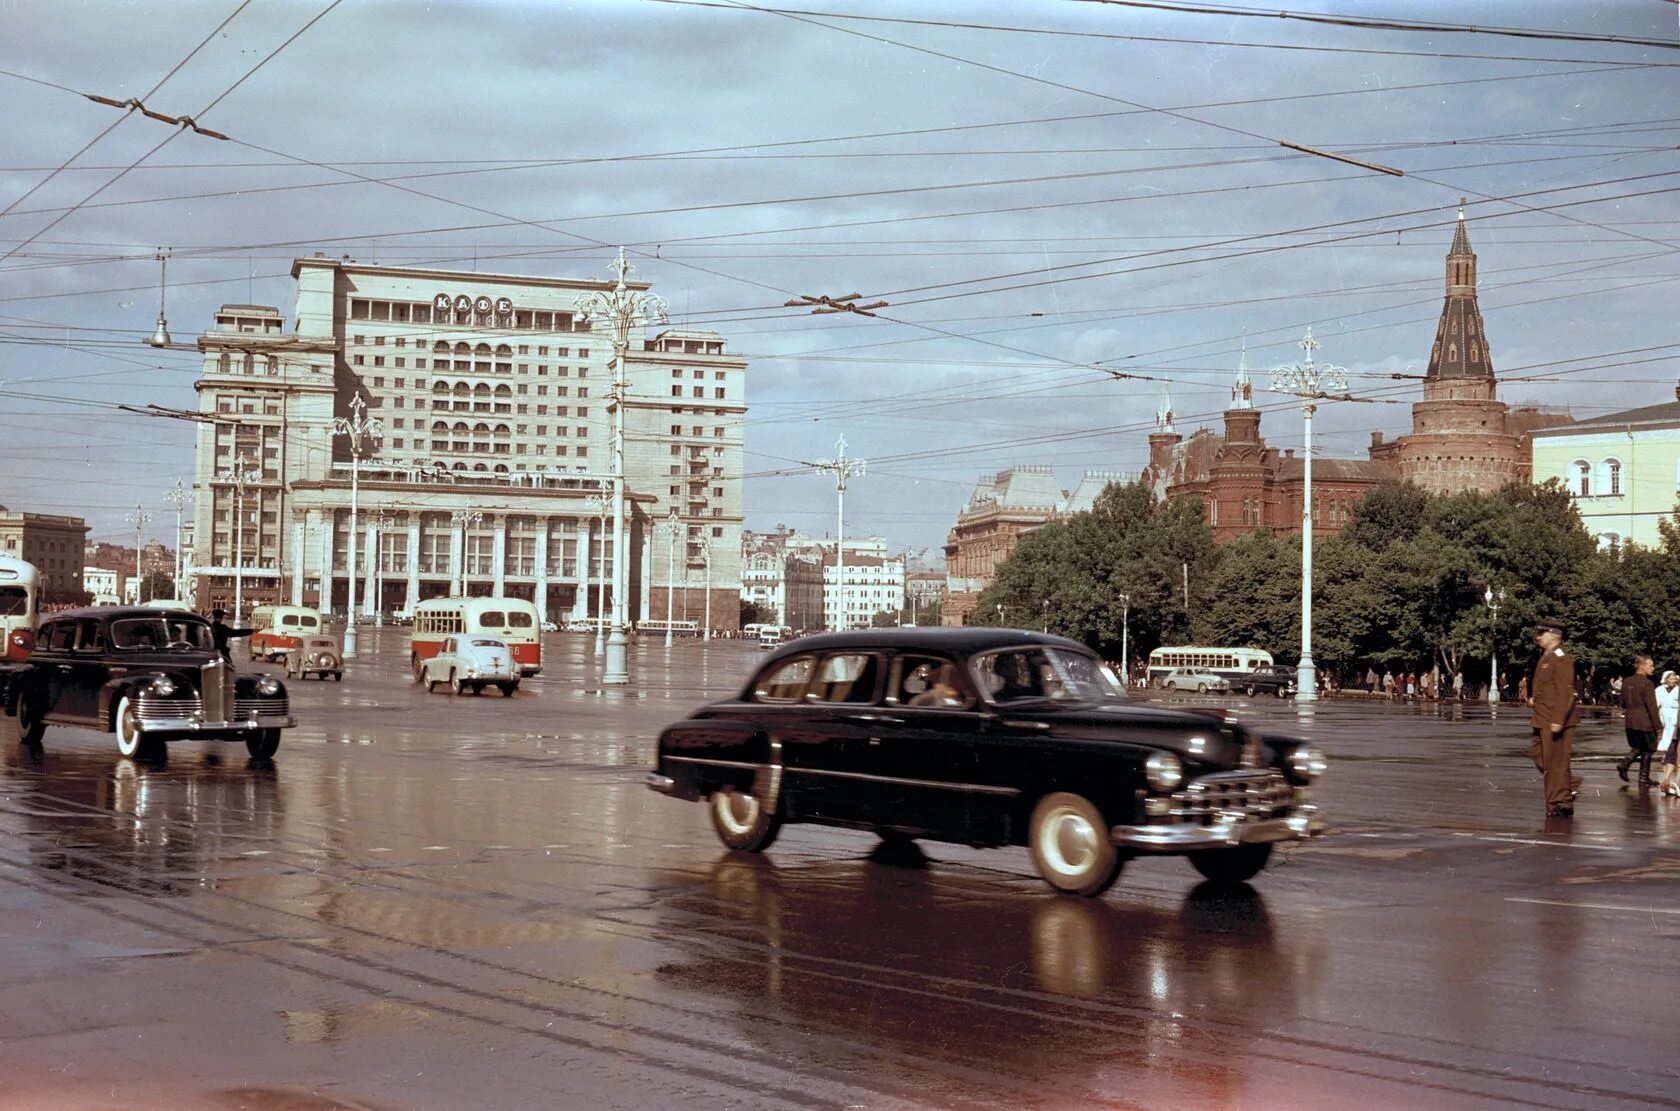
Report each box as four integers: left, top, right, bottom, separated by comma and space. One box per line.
1453, 671, 1465, 700
1405, 672, 1416, 700
1383, 670, 1395, 699
1527, 620, 1583, 817
1616, 655, 1661, 787
1657, 671, 1679, 798
1517, 674, 1529, 702
1365, 666, 1378, 693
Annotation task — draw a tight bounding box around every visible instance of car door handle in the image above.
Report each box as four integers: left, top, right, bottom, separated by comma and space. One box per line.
846, 713, 903, 725
58, 664, 73, 672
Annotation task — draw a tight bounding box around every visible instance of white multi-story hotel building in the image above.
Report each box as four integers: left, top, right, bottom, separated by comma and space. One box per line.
189, 256, 746, 626
823, 553, 905, 631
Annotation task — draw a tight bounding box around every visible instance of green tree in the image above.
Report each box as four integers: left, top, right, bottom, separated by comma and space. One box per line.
138, 570, 176, 603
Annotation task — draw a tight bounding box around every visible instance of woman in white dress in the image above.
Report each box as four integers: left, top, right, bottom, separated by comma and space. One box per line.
1656, 670, 1679, 797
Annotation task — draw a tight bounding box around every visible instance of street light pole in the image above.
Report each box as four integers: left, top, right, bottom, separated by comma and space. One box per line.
665, 508, 679, 648
575, 248, 669, 686
165, 479, 190, 599
373, 511, 392, 626
805, 435, 866, 631
1485, 586, 1505, 703
701, 536, 712, 642
1120, 592, 1131, 688
217, 457, 260, 623
125, 503, 151, 602
451, 509, 483, 597
1270, 327, 1350, 704
591, 487, 609, 656
332, 392, 383, 660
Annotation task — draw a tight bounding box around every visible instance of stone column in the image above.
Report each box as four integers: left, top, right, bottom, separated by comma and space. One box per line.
405, 519, 421, 612
316, 511, 332, 613
291, 516, 306, 606
449, 525, 465, 597
639, 516, 653, 624
492, 514, 507, 596
534, 519, 550, 623
363, 519, 378, 618
573, 518, 590, 621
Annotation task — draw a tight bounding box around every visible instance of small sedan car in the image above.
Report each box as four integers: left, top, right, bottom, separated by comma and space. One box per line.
285, 635, 343, 681
648, 629, 1325, 896
1159, 667, 1231, 693
1240, 665, 1298, 698
419, 635, 519, 696
5, 606, 296, 760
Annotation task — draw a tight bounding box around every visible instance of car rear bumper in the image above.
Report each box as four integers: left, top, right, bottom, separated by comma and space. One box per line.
1110, 806, 1323, 851
646, 773, 676, 794
139, 714, 296, 734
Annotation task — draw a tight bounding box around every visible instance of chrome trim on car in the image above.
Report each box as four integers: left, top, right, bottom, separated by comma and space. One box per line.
136, 695, 202, 720
234, 696, 290, 718
646, 773, 677, 794
665, 755, 765, 772
136, 714, 297, 734
1170, 769, 1294, 824
763, 738, 784, 815
663, 753, 1021, 797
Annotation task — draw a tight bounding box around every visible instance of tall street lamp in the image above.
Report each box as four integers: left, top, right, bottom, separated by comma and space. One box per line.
574, 248, 669, 686
1485, 586, 1505, 704
1270, 327, 1350, 703
373, 511, 393, 626
451, 509, 483, 596
217, 457, 261, 622
590, 486, 609, 656
332, 392, 383, 660
805, 435, 866, 631
125, 503, 151, 602
664, 508, 680, 648
165, 479, 190, 600
700, 535, 713, 642
1119, 592, 1131, 689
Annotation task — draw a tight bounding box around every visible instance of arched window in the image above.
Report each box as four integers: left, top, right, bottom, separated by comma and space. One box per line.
433, 340, 449, 354
473, 463, 488, 473
453, 382, 470, 399
242, 353, 254, 373
265, 355, 278, 375
217, 353, 230, 373
1573, 460, 1591, 497
454, 342, 470, 357
494, 383, 512, 398
1599, 458, 1622, 497
492, 464, 509, 474
494, 344, 512, 358
431, 421, 449, 434
433, 380, 451, 394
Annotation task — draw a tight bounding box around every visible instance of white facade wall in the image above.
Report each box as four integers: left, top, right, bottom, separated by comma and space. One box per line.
823, 559, 905, 630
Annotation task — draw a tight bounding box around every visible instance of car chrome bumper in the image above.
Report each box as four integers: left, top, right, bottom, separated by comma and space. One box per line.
1111, 806, 1323, 850
138, 714, 297, 734
646, 772, 677, 794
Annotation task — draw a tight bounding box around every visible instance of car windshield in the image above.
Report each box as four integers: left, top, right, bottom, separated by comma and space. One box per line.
111, 617, 212, 651
974, 647, 1124, 705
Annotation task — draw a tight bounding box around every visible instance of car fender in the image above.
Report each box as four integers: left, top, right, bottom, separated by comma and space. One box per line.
98, 675, 159, 731
657, 717, 779, 804
1007, 736, 1156, 838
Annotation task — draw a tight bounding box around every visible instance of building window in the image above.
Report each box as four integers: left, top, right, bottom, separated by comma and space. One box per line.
1573, 460, 1591, 497
1602, 458, 1622, 497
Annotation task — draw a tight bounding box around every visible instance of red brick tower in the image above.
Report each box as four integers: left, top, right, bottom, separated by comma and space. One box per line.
1206, 346, 1270, 539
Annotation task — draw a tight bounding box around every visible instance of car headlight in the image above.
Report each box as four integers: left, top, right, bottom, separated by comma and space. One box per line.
1287, 745, 1328, 782
150, 676, 177, 697
1145, 751, 1184, 792
255, 675, 281, 696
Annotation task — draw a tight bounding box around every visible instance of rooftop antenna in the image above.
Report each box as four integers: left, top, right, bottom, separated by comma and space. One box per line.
148, 248, 172, 348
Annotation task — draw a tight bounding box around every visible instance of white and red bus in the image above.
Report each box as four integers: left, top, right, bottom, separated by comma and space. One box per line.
248, 604, 324, 662
0, 555, 40, 661
411, 596, 542, 679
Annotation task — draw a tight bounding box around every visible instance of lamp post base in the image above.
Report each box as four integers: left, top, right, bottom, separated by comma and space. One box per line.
603, 627, 630, 685
343, 624, 358, 660
1294, 657, 1319, 702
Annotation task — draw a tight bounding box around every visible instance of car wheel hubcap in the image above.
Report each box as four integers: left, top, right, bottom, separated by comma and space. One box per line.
1043, 807, 1098, 875
718, 792, 757, 834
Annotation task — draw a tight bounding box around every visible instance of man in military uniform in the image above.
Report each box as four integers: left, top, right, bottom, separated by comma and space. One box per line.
1528, 620, 1583, 817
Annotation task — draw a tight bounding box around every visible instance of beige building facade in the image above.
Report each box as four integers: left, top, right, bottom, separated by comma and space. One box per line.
0, 509, 87, 600
189, 257, 747, 626
1530, 388, 1680, 553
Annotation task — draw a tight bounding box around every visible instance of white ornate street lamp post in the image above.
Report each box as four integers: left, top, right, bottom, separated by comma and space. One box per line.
700, 536, 713, 642
1270, 327, 1350, 703
165, 478, 190, 599
664, 508, 680, 648
373, 511, 393, 626
332, 392, 383, 660
1120, 592, 1131, 689
590, 487, 610, 656
1485, 586, 1505, 704
217, 457, 260, 622
575, 249, 668, 686
451, 509, 483, 597
807, 435, 865, 631
125, 503, 151, 602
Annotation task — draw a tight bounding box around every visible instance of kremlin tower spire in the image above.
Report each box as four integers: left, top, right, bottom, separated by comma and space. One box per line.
1155, 380, 1175, 432
1232, 335, 1253, 409
1426, 197, 1493, 383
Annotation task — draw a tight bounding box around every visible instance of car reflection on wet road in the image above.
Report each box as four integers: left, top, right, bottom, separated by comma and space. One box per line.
0, 628, 1676, 1110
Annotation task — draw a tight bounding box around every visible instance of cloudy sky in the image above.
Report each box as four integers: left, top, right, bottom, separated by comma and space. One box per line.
2, 1, 1677, 561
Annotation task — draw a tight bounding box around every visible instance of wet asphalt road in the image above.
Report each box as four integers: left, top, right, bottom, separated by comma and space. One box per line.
0, 630, 1676, 1111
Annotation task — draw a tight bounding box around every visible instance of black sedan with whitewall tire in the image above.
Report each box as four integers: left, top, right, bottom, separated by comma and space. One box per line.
648, 628, 1326, 897
5, 606, 296, 762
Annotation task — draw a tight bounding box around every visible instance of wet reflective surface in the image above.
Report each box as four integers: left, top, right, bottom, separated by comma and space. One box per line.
1, 630, 1676, 1109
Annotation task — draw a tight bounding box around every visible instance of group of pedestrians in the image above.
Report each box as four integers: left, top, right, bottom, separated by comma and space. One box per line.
1616, 652, 1680, 797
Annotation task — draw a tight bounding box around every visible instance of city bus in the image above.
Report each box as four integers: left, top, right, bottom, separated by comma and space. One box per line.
0, 555, 40, 661
248, 604, 324, 662
639, 618, 699, 638
411, 596, 542, 679
1146, 646, 1274, 688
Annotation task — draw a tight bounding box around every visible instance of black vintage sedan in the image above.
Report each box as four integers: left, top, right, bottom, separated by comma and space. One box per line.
6, 606, 296, 760
648, 628, 1325, 896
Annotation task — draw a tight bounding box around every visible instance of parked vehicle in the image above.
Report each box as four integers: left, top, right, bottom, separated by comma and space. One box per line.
540, 620, 558, 632
419, 635, 519, 696
5, 606, 296, 760
647, 628, 1325, 896
1146, 646, 1274, 688
1241, 665, 1298, 698
285, 635, 343, 681
411, 596, 541, 678
248, 605, 324, 662
1158, 667, 1231, 693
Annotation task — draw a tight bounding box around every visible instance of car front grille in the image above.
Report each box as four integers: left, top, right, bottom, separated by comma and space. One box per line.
1169, 770, 1294, 825
235, 696, 290, 719
136, 695, 202, 721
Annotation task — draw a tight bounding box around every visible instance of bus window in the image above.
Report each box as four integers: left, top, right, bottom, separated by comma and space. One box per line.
479, 610, 507, 628
505, 611, 533, 628
301, 615, 319, 629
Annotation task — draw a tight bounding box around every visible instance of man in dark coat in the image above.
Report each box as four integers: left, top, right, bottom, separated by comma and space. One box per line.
1528, 620, 1584, 817
1618, 654, 1661, 786
208, 608, 253, 662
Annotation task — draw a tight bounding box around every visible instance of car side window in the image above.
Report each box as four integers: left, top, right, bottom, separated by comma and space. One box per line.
74, 619, 104, 653
976, 649, 1051, 703
808, 653, 881, 704
891, 654, 974, 710
754, 656, 814, 702
43, 622, 73, 652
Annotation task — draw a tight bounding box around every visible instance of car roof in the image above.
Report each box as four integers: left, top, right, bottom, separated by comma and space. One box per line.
43, 605, 204, 623
762, 627, 1093, 661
